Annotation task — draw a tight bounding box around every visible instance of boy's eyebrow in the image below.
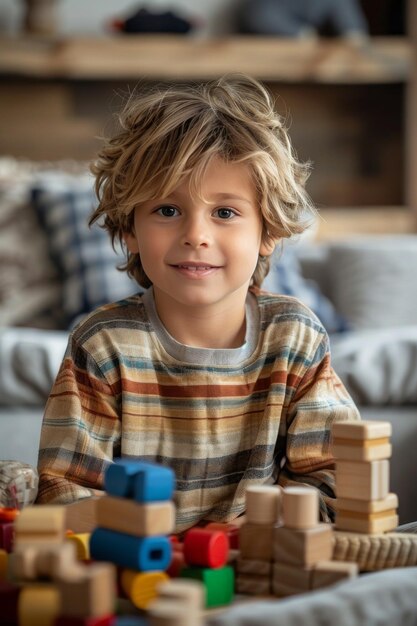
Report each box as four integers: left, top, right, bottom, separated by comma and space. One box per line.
211, 193, 253, 204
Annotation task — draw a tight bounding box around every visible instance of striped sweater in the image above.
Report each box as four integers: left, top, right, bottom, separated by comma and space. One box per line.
37, 288, 360, 532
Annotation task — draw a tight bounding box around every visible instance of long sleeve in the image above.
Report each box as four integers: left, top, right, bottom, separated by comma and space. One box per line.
36, 334, 121, 504
278, 331, 361, 522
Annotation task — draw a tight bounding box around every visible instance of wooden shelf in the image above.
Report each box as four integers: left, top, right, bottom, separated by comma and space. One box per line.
0, 35, 411, 83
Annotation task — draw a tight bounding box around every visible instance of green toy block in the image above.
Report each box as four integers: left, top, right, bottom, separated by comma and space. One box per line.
180, 565, 234, 608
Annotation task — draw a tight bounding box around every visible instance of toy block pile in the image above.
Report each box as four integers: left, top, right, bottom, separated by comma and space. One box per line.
272, 486, 357, 595
0, 504, 116, 626
90, 459, 175, 611
236, 485, 282, 595
332, 420, 399, 534
179, 526, 234, 609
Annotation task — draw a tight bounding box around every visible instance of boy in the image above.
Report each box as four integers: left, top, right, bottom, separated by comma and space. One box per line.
37, 75, 359, 531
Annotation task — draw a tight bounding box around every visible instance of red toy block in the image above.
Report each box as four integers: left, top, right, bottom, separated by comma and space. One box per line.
54, 614, 116, 626
0, 507, 19, 523
183, 528, 229, 568
205, 522, 240, 550
166, 548, 186, 577
0, 520, 14, 553
0, 581, 21, 623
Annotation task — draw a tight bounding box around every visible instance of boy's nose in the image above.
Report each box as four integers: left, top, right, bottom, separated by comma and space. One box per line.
181, 217, 211, 248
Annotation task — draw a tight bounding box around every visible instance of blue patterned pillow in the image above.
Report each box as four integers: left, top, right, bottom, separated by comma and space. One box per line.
263, 246, 348, 334
31, 173, 138, 325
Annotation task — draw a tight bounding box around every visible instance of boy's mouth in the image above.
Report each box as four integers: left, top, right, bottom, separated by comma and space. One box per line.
169, 262, 221, 277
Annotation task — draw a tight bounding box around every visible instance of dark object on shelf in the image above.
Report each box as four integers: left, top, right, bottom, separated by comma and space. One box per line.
236, 0, 369, 38
113, 7, 194, 35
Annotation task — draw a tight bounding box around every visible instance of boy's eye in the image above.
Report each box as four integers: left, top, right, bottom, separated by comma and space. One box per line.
215, 208, 235, 219
156, 205, 179, 217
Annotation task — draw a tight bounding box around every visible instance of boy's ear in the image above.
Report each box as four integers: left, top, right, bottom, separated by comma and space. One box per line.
123, 231, 140, 254
259, 236, 277, 258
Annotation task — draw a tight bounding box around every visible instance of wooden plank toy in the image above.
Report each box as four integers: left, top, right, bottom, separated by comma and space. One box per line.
272, 562, 312, 597
90, 528, 172, 571
331, 420, 392, 462
245, 485, 282, 525
96, 496, 175, 537
336, 459, 389, 501
311, 560, 358, 590
335, 493, 398, 533
282, 486, 319, 530
120, 569, 169, 610
105, 459, 175, 503
239, 522, 274, 561
65, 497, 99, 534
183, 528, 229, 568
333, 531, 417, 571
273, 524, 334, 567
180, 565, 234, 608
14, 505, 66, 547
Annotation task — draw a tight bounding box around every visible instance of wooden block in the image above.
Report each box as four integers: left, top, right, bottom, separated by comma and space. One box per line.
156, 579, 204, 610
236, 556, 272, 576
180, 565, 234, 608
149, 599, 201, 626
311, 560, 358, 589
97, 496, 175, 537
0, 549, 8, 581
18, 584, 61, 626
14, 506, 66, 546
183, 528, 228, 568
90, 528, 172, 571
272, 562, 312, 597
105, 460, 175, 503
273, 524, 334, 566
245, 485, 282, 525
282, 486, 319, 529
121, 569, 169, 610
236, 573, 271, 595
166, 549, 185, 578
59, 563, 116, 618
336, 492, 398, 534
65, 498, 99, 534
13, 542, 78, 581
336, 460, 389, 501
0, 520, 14, 552
333, 530, 417, 571
66, 533, 91, 560
332, 420, 392, 462
239, 522, 274, 561
205, 522, 240, 549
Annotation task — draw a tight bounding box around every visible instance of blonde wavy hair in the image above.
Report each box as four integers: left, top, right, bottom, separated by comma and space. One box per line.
90, 74, 315, 288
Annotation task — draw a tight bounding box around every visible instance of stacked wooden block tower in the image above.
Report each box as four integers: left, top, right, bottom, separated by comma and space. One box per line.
332, 420, 399, 534
90, 459, 175, 611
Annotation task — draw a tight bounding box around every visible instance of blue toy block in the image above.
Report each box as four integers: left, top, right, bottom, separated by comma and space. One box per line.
105, 459, 175, 502
115, 617, 149, 626
90, 528, 172, 571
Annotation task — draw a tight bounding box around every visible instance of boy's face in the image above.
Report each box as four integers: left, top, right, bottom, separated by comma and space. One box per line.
124, 156, 274, 319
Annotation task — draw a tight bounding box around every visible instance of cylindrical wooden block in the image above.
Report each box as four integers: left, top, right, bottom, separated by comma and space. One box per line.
183, 528, 229, 568
149, 599, 201, 626
245, 485, 282, 524
282, 486, 319, 529
18, 584, 60, 626
157, 579, 204, 610
121, 569, 169, 610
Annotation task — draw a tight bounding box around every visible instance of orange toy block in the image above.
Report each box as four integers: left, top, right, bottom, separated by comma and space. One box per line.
335, 493, 399, 533
282, 486, 319, 530
156, 579, 204, 610
239, 522, 275, 561
245, 485, 282, 525
121, 569, 169, 610
311, 560, 358, 590
273, 524, 334, 567
236, 556, 272, 576
14, 506, 66, 547
272, 562, 312, 597
332, 420, 392, 462
336, 459, 389, 501
18, 584, 61, 626
14, 542, 78, 581
59, 562, 116, 618
236, 573, 271, 595
96, 496, 175, 536
148, 599, 202, 626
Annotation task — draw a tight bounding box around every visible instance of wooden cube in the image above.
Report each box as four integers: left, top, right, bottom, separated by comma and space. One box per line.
148, 599, 201, 626
239, 522, 274, 561
272, 562, 311, 597
282, 486, 319, 529
156, 579, 204, 610
336, 460, 389, 501
236, 557, 272, 576
59, 563, 116, 618
335, 492, 398, 533
332, 420, 392, 462
245, 485, 282, 525
273, 524, 333, 567
311, 560, 358, 590
18, 584, 60, 626
96, 496, 175, 536
14, 506, 66, 547
236, 573, 271, 595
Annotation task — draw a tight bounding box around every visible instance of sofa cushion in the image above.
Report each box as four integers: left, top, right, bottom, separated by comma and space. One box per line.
31, 172, 138, 325
327, 236, 417, 329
